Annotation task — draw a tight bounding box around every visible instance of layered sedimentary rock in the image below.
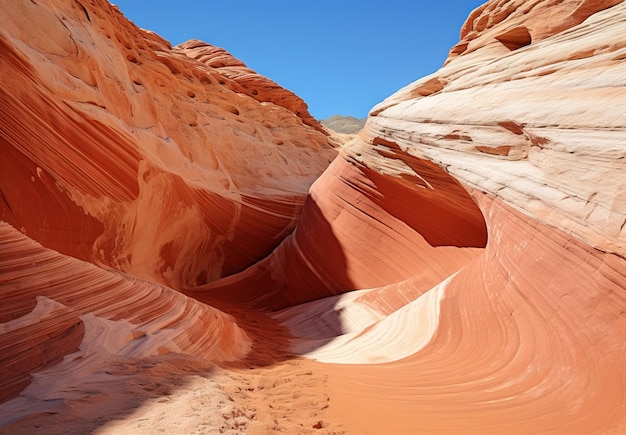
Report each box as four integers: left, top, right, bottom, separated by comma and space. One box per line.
0, 0, 336, 290
187, 0, 626, 432
0, 221, 249, 405
1, 0, 626, 433
187, 148, 487, 309
0, 0, 334, 422
297, 1, 626, 433
368, 0, 626, 256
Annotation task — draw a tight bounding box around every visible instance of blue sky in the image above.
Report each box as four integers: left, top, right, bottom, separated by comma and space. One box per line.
113, 1, 485, 119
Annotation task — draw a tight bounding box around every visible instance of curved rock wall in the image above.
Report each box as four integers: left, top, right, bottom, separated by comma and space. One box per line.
369, 0, 626, 255
187, 146, 486, 309
0, 0, 336, 289
325, 194, 626, 433
311, 1, 626, 432
0, 221, 250, 406
1, 0, 625, 432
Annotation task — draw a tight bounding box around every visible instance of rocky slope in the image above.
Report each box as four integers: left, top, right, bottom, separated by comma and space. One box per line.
1, 0, 625, 434
0, 0, 337, 290
320, 115, 366, 134
320, 1, 626, 432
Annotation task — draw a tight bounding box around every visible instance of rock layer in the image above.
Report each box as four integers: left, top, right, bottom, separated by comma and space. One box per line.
369, 0, 626, 255
0, 221, 250, 407
325, 194, 626, 433
315, 1, 626, 432
0, 0, 334, 423
0, 0, 336, 289
1, 0, 626, 433
186, 148, 486, 309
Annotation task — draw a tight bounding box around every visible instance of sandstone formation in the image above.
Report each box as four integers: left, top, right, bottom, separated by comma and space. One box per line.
0, 1, 335, 429
1, 0, 625, 434
0, 0, 337, 290
0, 221, 249, 403
177, 40, 326, 134
318, 1, 626, 432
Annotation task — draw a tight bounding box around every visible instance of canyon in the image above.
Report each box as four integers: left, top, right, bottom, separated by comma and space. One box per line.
1, 0, 625, 433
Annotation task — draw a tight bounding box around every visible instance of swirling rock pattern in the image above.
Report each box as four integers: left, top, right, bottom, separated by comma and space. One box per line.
316, 1, 626, 433
1, 0, 625, 433
0, 0, 337, 289
0, 221, 249, 414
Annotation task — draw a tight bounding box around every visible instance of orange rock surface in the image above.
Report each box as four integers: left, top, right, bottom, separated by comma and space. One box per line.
177, 40, 327, 134
0, 0, 337, 290
1, 0, 625, 433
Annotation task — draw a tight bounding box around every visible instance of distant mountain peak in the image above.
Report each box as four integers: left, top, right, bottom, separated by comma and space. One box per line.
320, 114, 366, 134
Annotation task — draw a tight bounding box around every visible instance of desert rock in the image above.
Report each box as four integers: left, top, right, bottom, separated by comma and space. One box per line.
1, 0, 625, 434
0, 0, 337, 290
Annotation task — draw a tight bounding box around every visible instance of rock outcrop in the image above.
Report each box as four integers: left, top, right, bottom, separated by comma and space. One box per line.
0, 0, 337, 290
187, 0, 626, 432
177, 40, 326, 134
0, 0, 335, 426
317, 1, 626, 432
1, 0, 625, 433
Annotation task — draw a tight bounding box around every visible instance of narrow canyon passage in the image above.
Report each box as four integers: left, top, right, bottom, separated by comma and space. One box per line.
1, 0, 625, 433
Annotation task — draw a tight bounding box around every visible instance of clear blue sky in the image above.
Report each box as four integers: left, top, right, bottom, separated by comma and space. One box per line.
112, 1, 485, 119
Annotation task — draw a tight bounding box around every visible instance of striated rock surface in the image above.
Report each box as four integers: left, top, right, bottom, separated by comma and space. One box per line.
0, 0, 335, 428
187, 0, 626, 432
315, 0, 626, 433
0, 221, 249, 404
187, 148, 487, 309
447, 0, 624, 60
0, 0, 337, 290
368, 0, 626, 255
1, 0, 625, 434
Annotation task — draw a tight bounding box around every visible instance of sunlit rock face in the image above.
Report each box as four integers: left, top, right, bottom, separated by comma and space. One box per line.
0, 221, 250, 405
177, 40, 327, 134
368, 0, 626, 254
188, 146, 487, 309
0, 0, 334, 420
0, 0, 337, 290
1, 0, 625, 433
315, 0, 626, 433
